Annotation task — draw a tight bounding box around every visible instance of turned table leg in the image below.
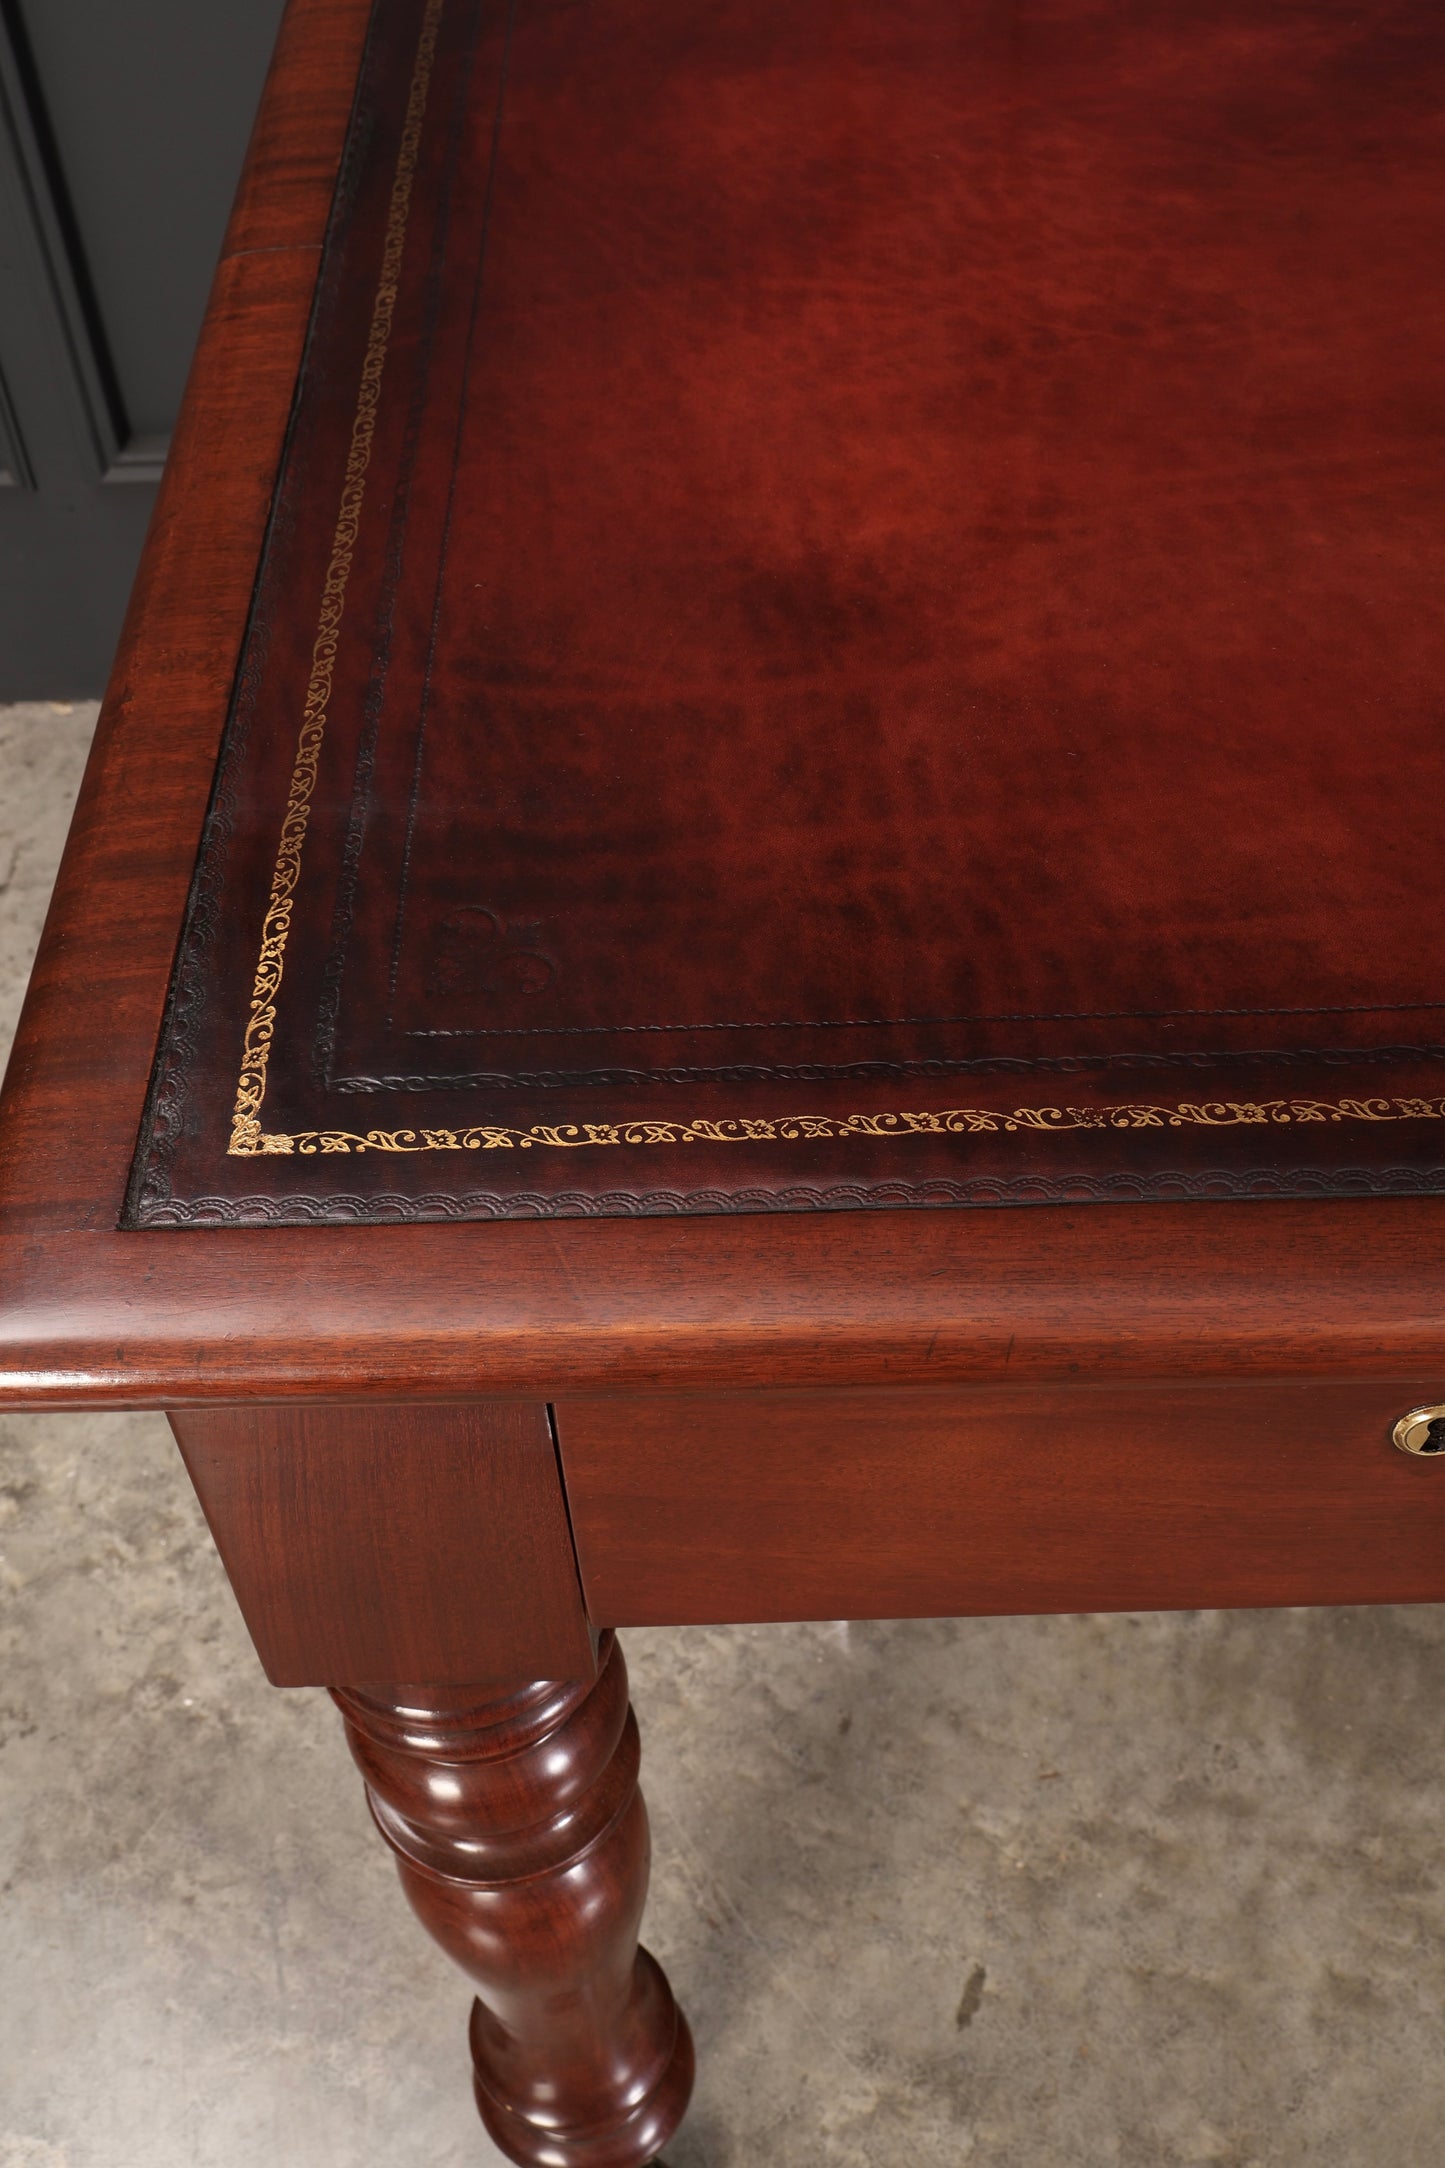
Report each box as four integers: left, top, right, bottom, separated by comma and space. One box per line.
332, 1631, 693, 2168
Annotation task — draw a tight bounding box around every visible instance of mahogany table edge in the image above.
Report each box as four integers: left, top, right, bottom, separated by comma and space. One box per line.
0, 0, 1443, 1404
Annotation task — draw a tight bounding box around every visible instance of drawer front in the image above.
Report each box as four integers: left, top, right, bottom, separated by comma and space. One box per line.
554, 1383, 1445, 1626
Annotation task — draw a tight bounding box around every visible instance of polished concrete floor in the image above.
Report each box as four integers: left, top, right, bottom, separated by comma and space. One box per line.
3, 701, 1445, 2167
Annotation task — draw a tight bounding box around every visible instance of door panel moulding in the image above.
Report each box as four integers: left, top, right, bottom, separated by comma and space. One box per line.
0, 4, 164, 485
0, 358, 32, 485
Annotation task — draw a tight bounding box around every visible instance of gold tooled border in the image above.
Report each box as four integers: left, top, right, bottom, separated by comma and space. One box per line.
231, 0, 444, 1158
227, 3, 1445, 1170
240, 1096, 1445, 1156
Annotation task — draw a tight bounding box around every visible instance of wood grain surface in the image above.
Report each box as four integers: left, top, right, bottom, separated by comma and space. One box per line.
556, 1383, 1445, 1625
170, 1399, 593, 1684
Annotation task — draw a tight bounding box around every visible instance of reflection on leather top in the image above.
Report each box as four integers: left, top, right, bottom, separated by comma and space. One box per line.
129, 0, 1445, 1222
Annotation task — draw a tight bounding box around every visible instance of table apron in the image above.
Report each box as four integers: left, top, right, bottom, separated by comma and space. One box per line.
553, 1382, 1445, 1626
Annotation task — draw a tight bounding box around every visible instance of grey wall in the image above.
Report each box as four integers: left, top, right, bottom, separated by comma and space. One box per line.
0, 0, 288, 696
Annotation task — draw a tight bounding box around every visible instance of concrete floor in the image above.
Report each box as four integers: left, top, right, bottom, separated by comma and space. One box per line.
2, 701, 1444, 2167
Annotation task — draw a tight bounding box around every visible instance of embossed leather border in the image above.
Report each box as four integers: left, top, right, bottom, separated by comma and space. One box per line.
133, 1160, 1445, 1228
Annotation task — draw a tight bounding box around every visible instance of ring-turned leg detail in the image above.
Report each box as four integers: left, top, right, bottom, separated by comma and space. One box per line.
332, 1633, 693, 2168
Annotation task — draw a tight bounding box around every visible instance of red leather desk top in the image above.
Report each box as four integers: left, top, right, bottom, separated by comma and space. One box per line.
129, 0, 1445, 1225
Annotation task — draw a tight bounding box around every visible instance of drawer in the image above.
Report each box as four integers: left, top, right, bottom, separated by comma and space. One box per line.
554, 1383, 1445, 1625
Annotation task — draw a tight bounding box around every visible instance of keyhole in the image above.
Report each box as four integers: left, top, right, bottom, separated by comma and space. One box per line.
1391, 1405, 1445, 1457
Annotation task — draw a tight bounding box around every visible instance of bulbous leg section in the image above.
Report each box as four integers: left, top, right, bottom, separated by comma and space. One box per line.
333, 1633, 692, 2168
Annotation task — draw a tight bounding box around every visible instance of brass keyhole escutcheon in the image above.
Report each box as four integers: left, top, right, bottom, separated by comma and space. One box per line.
1391, 1406, 1445, 1457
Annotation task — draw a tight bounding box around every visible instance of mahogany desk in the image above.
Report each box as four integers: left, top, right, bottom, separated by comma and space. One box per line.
5, 1, 1445, 2159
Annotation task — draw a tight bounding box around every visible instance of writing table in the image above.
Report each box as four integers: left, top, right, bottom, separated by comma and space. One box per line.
4, 0, 1445, 2158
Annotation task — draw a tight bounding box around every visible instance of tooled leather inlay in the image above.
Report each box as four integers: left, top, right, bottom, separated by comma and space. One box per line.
128, 0, 1445, 1225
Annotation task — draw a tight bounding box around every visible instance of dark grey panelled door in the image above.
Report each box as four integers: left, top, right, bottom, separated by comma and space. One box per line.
0, 0, 286, 696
